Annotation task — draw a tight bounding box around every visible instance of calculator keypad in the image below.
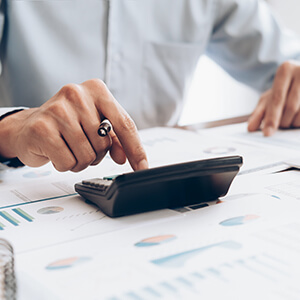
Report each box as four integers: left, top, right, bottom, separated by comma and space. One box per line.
82, 178, 112, 191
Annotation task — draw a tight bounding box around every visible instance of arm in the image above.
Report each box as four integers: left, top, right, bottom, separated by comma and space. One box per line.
0, 4, 149, 172
0, 79, 148, 172
208, 0, 300, 135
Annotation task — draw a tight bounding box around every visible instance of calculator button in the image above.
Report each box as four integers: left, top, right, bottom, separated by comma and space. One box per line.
82, 178, 113, 190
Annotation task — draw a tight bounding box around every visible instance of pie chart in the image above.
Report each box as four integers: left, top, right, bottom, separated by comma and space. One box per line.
37, 206, 64, 215
219, 215, 260, 227
46, 256, 91, 270
135, 235, 176, 247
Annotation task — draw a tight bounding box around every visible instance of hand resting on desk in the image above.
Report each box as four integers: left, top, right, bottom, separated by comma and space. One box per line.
248, 61, 300, 136
0, 79, 148, 172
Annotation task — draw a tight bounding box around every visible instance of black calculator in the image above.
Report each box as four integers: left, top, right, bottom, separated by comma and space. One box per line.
75, 156, 243, 217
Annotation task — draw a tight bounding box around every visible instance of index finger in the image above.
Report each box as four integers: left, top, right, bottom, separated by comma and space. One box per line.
83, 79, 148, 171
263, 63, 293, 136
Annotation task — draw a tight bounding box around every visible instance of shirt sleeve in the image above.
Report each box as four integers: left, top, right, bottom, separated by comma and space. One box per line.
207, 0, 300, 92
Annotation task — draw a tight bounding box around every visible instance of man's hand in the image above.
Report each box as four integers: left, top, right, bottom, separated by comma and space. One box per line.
0, 79, 148, 172
248, 61, 300, 136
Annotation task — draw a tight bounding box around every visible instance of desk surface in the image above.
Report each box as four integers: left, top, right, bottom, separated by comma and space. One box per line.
1, 125, 300, 299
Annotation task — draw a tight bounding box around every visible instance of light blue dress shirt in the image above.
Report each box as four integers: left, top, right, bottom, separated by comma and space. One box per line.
0, 0, 300, 129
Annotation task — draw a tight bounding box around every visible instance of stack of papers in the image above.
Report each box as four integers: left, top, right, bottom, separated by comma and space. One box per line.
1, 125, 300, 299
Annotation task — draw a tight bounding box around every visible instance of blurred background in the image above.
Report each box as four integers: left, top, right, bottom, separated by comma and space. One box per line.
179, 0, 300, 126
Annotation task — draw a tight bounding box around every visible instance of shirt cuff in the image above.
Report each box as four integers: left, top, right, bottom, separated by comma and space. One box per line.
0, 107, 27, 118
0, 107, 27, 169
0, 158, 24, 170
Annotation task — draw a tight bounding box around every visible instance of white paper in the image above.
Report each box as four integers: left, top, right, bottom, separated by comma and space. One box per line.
0, 126, 299, 299
15, 195, 300, 300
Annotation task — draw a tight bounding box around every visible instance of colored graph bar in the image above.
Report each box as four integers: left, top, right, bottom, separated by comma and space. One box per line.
0, 222, 5, 230
0, 211, 19, 226
159, 282, 177, 293
12, 208, 34, 222
143, 287, 161, 297
192, 272, 205, 280
176, 277, 193, 287
125, 292, 143, 300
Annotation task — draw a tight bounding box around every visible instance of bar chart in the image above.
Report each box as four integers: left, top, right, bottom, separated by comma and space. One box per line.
0, 208, 34, 229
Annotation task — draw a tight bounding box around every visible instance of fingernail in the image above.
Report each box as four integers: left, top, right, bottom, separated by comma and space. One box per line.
137, 159, 149, 170
264, 126, 275, 137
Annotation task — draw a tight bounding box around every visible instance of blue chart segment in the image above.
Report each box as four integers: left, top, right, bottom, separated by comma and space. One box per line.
219, 215, 260, 227
135, 235, 176, 247
0, 222, 5, 230
46, 257, 91, 270
37, 206, 64, 215
151, 241, 242, 268
12, 208, 34, 222
0, 211, 20, 226
0, 208, 35, 229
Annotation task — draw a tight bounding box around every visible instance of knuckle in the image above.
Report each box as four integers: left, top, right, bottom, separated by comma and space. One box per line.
28, 118, 50, 137
59, 83, 81, 97
47, 102, 69, 119
59, 83, 84, 105
55, 158, 76, 172
90, 79, 110, 100
272, 91, 284, 105
88, 78, 107, 90
120, 113, 137, 133
279, 61, 292, 76
285, 102, 298, 114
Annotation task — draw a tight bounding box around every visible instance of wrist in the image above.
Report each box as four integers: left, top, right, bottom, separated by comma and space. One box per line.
0, 110, 24, 159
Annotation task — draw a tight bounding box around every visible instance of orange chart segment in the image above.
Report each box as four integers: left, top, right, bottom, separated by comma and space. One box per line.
135, 235, 176, 247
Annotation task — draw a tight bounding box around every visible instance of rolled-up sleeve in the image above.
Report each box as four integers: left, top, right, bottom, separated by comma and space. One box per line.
207, 0, 300, 92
